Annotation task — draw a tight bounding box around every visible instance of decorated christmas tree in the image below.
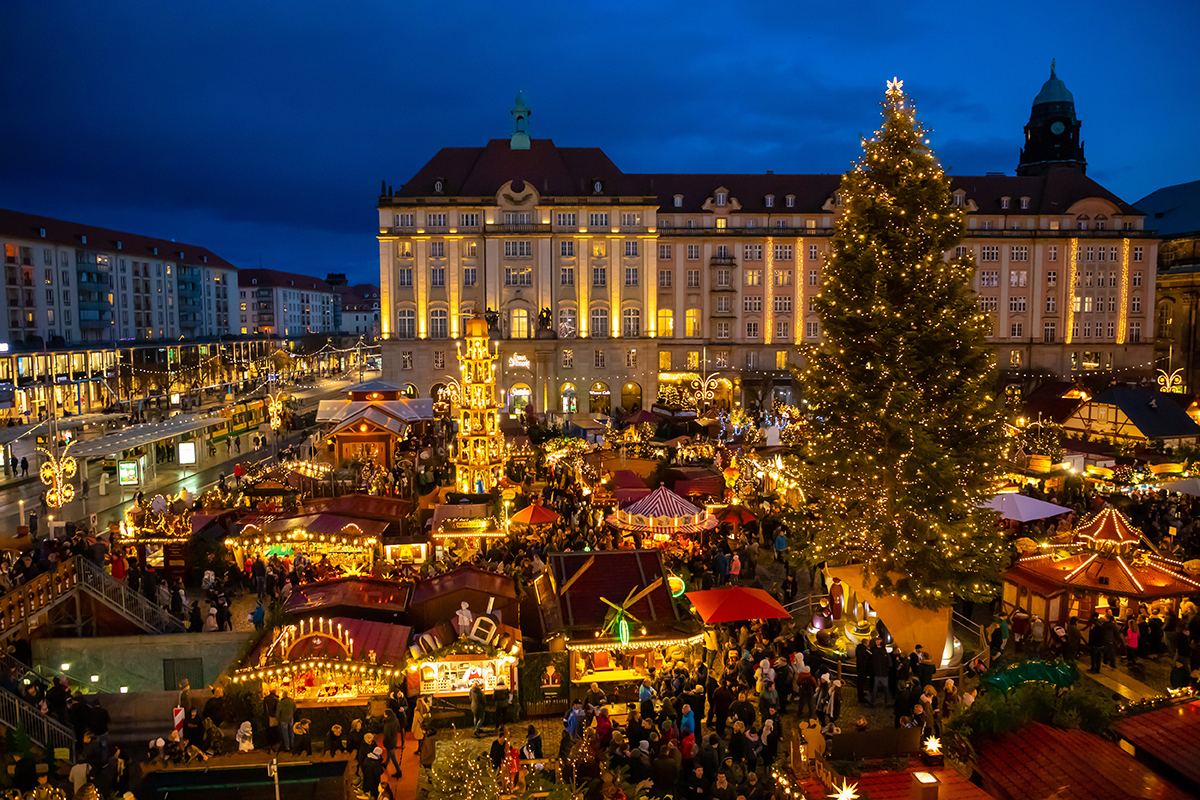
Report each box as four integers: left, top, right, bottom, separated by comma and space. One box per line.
428, 735, 502, 800
799, 78, 1007, 609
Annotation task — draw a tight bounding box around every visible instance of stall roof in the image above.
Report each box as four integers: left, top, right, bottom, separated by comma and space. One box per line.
410, 564, 517, 606
68, 413, 228, 457
242, 513, 388, 540
430, 503, 490, 530
0, 412, 127, 446
248, 615, 411, 667
547, 549, 680, 632
1112, 699, 1200, 793
285, 577, 410, 616
329, 407, 405, 436
302, 495, 414, 523
317, 398, 435, 423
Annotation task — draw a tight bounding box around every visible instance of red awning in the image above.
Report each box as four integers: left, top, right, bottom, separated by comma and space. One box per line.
685, 587, 791, 623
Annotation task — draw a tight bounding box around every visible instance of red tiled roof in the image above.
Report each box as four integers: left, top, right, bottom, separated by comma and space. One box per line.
389, 142, 1143, 217
239, 267, 333, 292
0, 207, 238, 269
977, 722, 1193, 800
1112, 699, 1200, 792
802, 762, 992, 800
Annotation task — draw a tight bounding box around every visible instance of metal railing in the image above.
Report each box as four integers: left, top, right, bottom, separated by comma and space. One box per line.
0, 686, 75, 758
0, 560, 81, 641
74, 557, 186, 634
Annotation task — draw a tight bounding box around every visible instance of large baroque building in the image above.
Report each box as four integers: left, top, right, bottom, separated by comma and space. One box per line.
1138, 180, 1200, 393
378, 71, 1157, 416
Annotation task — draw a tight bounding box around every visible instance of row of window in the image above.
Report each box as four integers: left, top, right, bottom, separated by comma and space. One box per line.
1002, 321, 1142, 342
989, 294, 1143, 314
974, 245, 1144, 263
979, 269, 1143, 289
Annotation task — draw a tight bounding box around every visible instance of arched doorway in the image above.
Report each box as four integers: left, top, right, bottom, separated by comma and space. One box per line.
621, 382, 642, 412
511, 383, 533, 415
403, 383, 418, 398
589, 382, 611, 415
560, 382, 578, 414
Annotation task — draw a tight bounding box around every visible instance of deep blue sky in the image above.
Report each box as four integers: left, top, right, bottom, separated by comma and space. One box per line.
2, 1, 1196, 286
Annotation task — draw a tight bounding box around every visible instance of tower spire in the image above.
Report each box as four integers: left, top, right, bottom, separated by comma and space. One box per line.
510, 92, 531, 150
1050, 57, 1056, 77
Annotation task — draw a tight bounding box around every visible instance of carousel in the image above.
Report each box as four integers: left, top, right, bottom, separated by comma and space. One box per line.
607, 484, 717, 548
225, 515, 380, 577
1003, 506, 1200, 626
233, 615, 410, 707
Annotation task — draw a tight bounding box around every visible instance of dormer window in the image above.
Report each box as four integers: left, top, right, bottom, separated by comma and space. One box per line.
765, 195, 774, 208
1001, 197, 1010, 210
152, 246, 158, 255
38, 228, 45, 238
674, 196, 683, 208
594, 181, 603, 193
786, 195, 795, 208
1020, 197, 1030, 210
433, 180, 443, 193
716, 192, 726, 206
252, 279, 258, 285
953, 194, 963, 206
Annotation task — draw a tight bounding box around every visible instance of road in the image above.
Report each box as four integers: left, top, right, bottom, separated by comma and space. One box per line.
0, 371, 379, 538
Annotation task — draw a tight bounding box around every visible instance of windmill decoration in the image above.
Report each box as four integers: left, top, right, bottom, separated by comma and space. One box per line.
599, 577, 662, 647
39, 439, 77, 508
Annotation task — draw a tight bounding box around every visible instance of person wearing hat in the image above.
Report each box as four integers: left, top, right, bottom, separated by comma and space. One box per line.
362, 746, 385, 798
236, 721, 255, 752
520, 724, 542, 759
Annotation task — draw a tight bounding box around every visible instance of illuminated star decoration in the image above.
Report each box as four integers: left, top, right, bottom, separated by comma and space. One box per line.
886, 76, 904, 95
833, 779, 860, 800
924, 735, 941, 754
39, 439, 77, 508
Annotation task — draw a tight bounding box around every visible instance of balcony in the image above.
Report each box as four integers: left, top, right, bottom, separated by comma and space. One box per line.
710, 256, 737, 267
487, 223, 552, 235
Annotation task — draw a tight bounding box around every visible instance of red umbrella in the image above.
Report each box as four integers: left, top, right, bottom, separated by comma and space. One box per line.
685, 587, 791, 623
715, 506, 757, 525
510, 502, 560, 526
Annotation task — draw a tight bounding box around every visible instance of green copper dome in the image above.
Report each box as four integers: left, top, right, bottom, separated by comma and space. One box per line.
1033, 60, 1074, 106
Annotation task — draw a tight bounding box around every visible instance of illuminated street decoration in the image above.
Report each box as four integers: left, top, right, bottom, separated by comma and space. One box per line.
267, 391, 287, 430
1157, 367, 1184, 394
39, 440, 77, 508
455, 315, 504, 493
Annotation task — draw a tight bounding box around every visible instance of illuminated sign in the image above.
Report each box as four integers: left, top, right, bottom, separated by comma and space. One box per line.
507, 354, 531, 369
118, 459, 140, 486
178, 442, 197, 465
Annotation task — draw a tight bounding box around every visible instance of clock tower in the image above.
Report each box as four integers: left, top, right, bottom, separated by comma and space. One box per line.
1017, 60, 1086, 176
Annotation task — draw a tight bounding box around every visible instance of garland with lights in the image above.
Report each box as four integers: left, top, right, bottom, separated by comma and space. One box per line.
796, 78, 1008, 609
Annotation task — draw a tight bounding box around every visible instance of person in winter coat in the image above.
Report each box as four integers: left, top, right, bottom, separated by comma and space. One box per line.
277, 691, 296, 752
324, 723, 346, 755
202, 607, 218, 633
236, 721, 254, 752
412, 697, 429, 753
361, 747, 386, 798
470, 682, 487, 736
520, 724, 543, 759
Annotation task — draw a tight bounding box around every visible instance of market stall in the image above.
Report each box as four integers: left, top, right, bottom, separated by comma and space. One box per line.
233, 615, 410, 708
531, 549, 701, 703
118, 491, 195, 584
405, 591, 522, 700
430, 504, 506, 562
225, 514, 381, 577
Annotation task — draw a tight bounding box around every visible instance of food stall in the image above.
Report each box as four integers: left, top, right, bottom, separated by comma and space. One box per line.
430, 504, 506, 562
233, 615, 410, 708
225, 514, 381, 577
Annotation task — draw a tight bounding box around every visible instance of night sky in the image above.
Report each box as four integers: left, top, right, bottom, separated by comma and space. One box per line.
2, 1, 1196, 286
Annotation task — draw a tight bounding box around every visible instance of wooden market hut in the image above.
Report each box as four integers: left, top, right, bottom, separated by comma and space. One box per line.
285, 576, 411, 624
225, 513, 382, 577
530, 549, 700, 702
407, 564, 519, 633
232, 614, 411, 709
1003, 506, 1200, 626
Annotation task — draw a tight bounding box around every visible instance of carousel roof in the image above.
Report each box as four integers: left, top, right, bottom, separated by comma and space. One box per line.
1007, 550, 1200, 599
624, 485, 703, 518
1074, 507, 1155, 550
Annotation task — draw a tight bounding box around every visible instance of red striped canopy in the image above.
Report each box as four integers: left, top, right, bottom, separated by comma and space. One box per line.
624, 486, 703, 518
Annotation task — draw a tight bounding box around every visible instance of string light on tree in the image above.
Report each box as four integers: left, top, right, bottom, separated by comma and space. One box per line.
794, 76, 1008, 609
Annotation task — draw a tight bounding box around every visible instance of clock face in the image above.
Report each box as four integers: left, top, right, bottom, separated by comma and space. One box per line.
1050, 121, 1065, 135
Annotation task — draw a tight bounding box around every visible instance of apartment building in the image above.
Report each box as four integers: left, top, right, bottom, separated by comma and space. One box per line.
340, 284, 381, 339
0, 209, 253, 417
377, 76, 1156, 416
237, 269, 336, 337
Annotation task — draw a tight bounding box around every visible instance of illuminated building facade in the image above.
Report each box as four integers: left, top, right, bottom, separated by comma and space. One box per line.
379, 76, 1157, 414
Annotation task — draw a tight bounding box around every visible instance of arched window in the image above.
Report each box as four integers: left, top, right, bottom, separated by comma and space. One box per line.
558, 308, 577, 338
657, 308, 674, 338
510, 309, 529, 339
397, 308, 415, 339
589, 382, 611, 414
590, 307, 609, 338
622, 307, 641, 338
430, 309, 447, 339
